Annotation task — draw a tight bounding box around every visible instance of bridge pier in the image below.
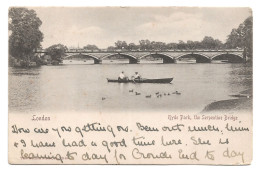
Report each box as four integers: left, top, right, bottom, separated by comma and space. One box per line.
163, 58, 176, 64
129, 58, 140, 64
94, 59, 102, 64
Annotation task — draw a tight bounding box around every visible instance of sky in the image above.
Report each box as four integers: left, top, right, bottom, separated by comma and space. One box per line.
30, 7, 252, 49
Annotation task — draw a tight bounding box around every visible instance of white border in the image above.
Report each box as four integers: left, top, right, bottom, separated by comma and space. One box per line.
1, 0, 259, 170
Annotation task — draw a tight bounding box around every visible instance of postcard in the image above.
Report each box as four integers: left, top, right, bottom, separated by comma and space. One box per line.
8, 7, 253, 165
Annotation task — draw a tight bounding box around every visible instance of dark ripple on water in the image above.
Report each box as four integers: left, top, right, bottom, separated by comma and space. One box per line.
11, 72, 40, 76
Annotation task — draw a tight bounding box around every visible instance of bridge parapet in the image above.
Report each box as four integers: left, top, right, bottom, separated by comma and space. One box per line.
65, 52, 111, 59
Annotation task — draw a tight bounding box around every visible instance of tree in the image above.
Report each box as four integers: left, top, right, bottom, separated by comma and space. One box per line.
225, 16, 253, 61
139, 39, 151, 50
243, 17, 253, 60
201, 36, 216, 49
200, 36, 223, 49
46, 44, 68, 63
150, 41, 167, 50
107, 46, 116, 51
186, 40, 195, 50
214, 39, 224, 49
83, 44, 99, 51
128, 43, 139, 51
193, 41, 202, 49
115, 41, 128, 50
166, 43, 177, 50
177, 40, 186, 50
225, 29, 242, 48
9, 7, 43, 66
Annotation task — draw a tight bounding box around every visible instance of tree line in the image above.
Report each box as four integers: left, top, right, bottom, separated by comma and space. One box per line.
8, 7, 253, 67
106, 37, 224, 51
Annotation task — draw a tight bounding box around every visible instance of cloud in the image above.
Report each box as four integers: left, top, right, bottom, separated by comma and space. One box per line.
68, 26, 103, 35
135, 12, 204, 43
34, 7, 252, 48
42, 25, 105, 48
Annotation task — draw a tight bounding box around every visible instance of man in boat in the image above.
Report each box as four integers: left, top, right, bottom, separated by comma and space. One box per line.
118, 71, 128, 81
132, 72, 141, 81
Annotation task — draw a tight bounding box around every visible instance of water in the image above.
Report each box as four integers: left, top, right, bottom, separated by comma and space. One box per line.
9, 61, 252, 113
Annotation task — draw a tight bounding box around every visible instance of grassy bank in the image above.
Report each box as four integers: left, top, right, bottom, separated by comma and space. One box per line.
202, 89, 252, 113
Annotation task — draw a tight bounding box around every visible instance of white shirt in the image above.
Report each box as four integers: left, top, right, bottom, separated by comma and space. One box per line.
134, 74, 140, 79
119, 73, 125, 79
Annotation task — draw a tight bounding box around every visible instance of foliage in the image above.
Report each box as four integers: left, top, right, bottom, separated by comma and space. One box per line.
115, 41, 128, 50
46, 44, 68, 62
107, 46, 116, 51
200, 36, 223, 49
128, 43, 139, 51
83, 44, 100, 51
151, 41, 167, 50
177, 40, 186, 50
166, 43, 178, 50
9, 7, 43, 64
110, 37, 224, 51
225, 16, 253, 60
139, 39, 151, 50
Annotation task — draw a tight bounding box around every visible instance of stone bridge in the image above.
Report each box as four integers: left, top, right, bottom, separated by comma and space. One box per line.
37, 50, 245, 64
63, 50, 244, 64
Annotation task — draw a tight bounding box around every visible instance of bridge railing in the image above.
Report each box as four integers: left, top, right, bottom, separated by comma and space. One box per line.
35, 49, 244, 54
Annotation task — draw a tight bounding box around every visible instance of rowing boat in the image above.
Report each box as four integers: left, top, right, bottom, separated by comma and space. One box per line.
107, 78, 173, 83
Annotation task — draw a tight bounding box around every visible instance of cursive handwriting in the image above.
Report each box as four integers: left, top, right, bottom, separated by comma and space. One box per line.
223, 148, 244, 163
132, 148, 172, 159
191, 136, 211, 145
225, 123, 249, 132
31, 140, 55, 148
188, 125, 219, 132
136, 122, 159, 132
132, 136, 155, 146
161, 136, 182, 146
20, 149, 63, 163
82, 152, 108, 163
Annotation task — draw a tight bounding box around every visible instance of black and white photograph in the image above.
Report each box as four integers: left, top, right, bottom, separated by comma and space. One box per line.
8, 7, 252, 114
7, 6, 254, 165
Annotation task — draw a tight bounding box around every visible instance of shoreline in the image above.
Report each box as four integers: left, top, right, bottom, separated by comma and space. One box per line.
201, 89, 252, 113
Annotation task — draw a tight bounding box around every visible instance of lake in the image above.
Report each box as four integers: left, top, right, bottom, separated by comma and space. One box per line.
9, 60, 252, 114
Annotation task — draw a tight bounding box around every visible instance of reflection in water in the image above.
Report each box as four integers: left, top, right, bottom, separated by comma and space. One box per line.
8, 63, 252, 113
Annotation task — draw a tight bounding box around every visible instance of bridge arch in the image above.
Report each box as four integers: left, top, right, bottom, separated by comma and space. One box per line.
211, 53, 244, 63
64, 53, 100, 60
140, 53, 176, 63
102, 53, 139, 64
176, 53, 211, 63
63, 53, 102, 64
102, 53, 137, 60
